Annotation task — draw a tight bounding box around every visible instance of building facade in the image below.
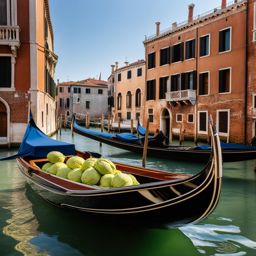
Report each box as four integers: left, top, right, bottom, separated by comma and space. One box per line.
57, 79, 109, 119
144, 0, 255, 144
111, 60, 146, 123
0, 0, 57, 146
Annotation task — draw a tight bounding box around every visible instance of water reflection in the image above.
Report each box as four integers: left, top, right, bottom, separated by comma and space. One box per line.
26, 186, 198, 256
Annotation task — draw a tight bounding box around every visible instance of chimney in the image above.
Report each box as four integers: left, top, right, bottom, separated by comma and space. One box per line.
172, 22, 177, 30
188, 4, 195, 23
155, 22, 160, 36
221, 0, 227, 9
124, 61, 129, 66
115, 61, 118, 71
111, 64, 115, 74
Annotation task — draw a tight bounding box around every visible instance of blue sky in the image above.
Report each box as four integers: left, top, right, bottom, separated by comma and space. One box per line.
49, 0, 221, 82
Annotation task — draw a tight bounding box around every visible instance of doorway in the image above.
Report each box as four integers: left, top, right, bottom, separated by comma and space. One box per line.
160, 108, 171, 144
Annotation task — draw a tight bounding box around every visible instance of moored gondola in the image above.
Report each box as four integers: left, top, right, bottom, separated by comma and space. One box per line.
16, 117, 222, 226
72, 118, 256, 163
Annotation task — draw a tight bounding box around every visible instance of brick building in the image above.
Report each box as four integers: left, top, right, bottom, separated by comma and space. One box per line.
57, 78, 109, 119
111, 60, 146, 122
143, 0, 256, 144
0, 0, 58, 146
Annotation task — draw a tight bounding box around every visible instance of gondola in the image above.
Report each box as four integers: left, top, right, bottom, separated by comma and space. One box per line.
73, 119, 256, 163
15, 116, 222, 226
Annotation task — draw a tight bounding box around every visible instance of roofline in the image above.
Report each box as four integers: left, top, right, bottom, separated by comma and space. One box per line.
44, 0, 54, 44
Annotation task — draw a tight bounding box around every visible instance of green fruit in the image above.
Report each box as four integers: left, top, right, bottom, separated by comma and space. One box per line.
66, 156, 85, 169
111, 173, 133, 187
81, 167, 101, 185
56, 167, 72, 179
100, 174, 115, 187
94, 158, 116, 175
42, 162, 53, 172
80, 158, 98, 172
67, 168, 82, 182
47, 162, 67, 175
128, 174, 140, 185
47, 151, 65, 163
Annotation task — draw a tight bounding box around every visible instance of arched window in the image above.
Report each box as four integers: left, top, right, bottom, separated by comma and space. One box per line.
117, 93, 122, 110
135, 89, 141, 107
126, 91, 132, 108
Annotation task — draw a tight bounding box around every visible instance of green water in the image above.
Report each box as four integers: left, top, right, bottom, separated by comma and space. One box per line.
0, 129, 256, 256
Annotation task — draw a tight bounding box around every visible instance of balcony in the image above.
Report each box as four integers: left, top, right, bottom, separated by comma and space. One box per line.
166, 89, 196, 105
0, 26, 20, 47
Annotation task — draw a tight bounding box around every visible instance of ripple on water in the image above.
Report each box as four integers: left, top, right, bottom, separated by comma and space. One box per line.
179, 223, 256, 255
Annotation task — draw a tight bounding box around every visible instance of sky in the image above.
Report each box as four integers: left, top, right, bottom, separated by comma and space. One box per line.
49, 0, 221, 82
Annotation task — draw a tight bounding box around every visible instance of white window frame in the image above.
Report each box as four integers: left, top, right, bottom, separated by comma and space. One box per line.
0, 54, 15, 91
198, 111, 208, 134
199, 33, 211, 58
216, 109, 230, 136
176, 113, 183, 123
219, 27, 232, 54
219, 67, 232, 94
185, 38, 196, 61
187, 113, 194, 123
253, 2, 256, 42
199, 71, 210, 96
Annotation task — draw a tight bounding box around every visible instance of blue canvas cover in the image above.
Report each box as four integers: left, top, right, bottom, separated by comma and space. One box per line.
115, 133, 140, 143
73, 120, 115, 139
0, 118, 75, 160
194, 142, 256, 151
137, 121, 146, 136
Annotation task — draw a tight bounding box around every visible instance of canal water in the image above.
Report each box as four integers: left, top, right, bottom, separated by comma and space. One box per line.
0, 129, 256, 256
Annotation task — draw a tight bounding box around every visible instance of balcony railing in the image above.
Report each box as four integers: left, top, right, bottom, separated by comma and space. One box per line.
166, 89, 196, 105
0, 26, 20, 46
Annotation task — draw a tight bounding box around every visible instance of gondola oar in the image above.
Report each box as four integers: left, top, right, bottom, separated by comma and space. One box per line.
142, 119, 150, 167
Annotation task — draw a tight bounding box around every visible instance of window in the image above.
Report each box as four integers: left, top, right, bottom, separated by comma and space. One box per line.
86, 101, 90, 109
76, 97, 80, 103
171, 74, 181, 91
98, 89, 103, 94
0, 0, 7, 25
187, 114, 194, 123
66, 111, 70, 116
148, 109, 154, 123
135, 89, 141, 107
46, 103, 48, 115
136, 112, 140, 120
219, 28, 231, 52
59, 98, 63, 108
59, 87, 63, 93
217, 110, 229, 135
199, 72, 209, 95
118, 73, 121, 82
176, 114, 183, 123
200, 35, 210, 57
66, 98, 70, 108
198, 111, 208, 133
41, 111, 44, 127
219, 68, 231, 93
137, 68, 142, 77
86, 88, 91, 94
171, 43, 184, 63
160, 47, 170, 66
127, 70, 132, 79
0, 56, 11, 88
148, 52, 156, 69
253, 94, 256, 110
185, 39, 196, 59
68, 87, 71, 93
127, 112, 131, 120
146, 79, 156, 100
117, 93, 122, 110
118, 113, 122, 119
159, 77, 168, 99
181, 71, 196, 90
73, 87, 81, 94
126, 91, 132, 108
